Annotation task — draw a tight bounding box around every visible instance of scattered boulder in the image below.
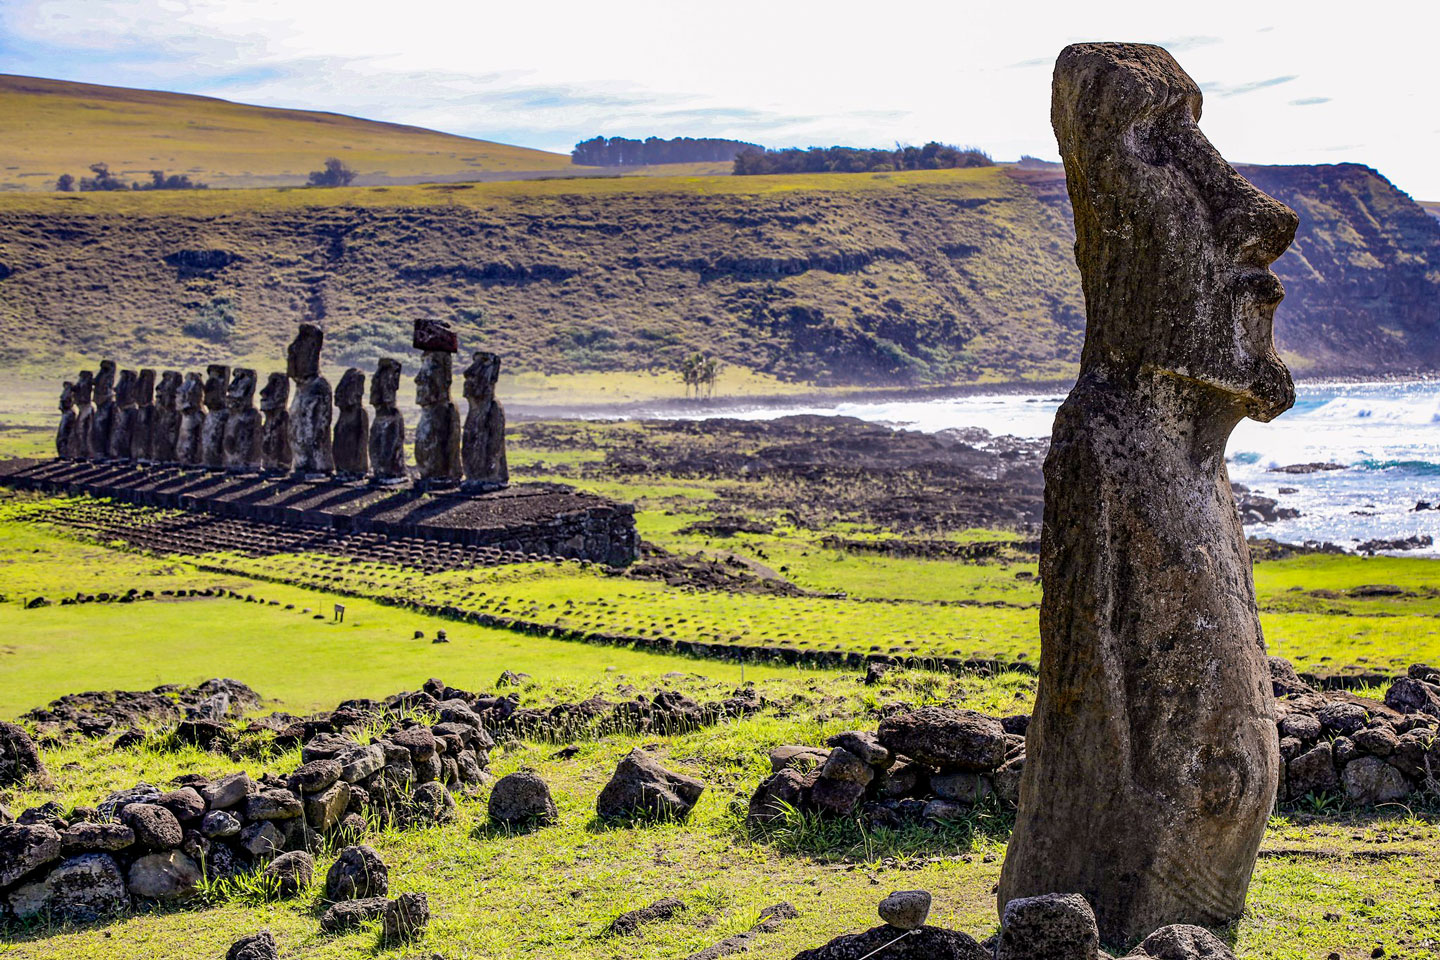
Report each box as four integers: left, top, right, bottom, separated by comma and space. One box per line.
121, 803, 183, 851
794, 925, 987, 960
769, 744, 830, 773
1129, 923, 1238, 960
596, 749, 704, 822
747, 769, 810, 826
326, 844, 389, 901
60, 820, 135, 854
877, 707, 1007, 772
407, 782, 458, 825
382, 891, 430, 944
6, 852, 129, 923
226, 931, 280, 960
262, 850, 314, 898
0, 722, 50, 787
1341, 756, 1411, 806
488, 770, 559, 826
200, 772, 253, 810
610, 896, 686, 935
127, 850, 202, 900
996, 893, 1099, 960
288, 758, 342, 793
879, 890, 931, 930
320, 896, 390, 933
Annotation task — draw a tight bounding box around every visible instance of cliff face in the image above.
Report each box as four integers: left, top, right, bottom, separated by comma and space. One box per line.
0, 163, 1435, 386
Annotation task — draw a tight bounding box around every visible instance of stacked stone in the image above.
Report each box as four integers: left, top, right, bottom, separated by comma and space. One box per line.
748, 706, 1025, 829
0, 715, 484, 923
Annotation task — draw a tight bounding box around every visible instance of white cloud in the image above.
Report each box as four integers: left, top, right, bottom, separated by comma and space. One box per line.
2, 0, 1437, 197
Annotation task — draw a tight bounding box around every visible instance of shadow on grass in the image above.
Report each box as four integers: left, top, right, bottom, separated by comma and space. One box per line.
747, 796, 1016, 863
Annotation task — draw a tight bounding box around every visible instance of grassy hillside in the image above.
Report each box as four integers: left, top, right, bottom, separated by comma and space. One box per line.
0, 161, 1437, 402
0, 74, 578, 191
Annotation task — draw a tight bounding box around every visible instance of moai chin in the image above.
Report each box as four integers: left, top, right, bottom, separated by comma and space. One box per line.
413, 351, 461, 486
89, 360, 117, 461
72, 371, 96, 460
56, 382, 78, 459
259, 372, 293, 475
131, 369, 156, 462
286, 323, 335, 479
332, 368, 370, 480
368, 358, 407, 485
996, 43, 1296, 943
108, 369, 138, 461
222, 367, 263, 473
461, 351, 509, 492
175, 373, 206, 467
152, 372, 183, 464
200, 365, 231, 470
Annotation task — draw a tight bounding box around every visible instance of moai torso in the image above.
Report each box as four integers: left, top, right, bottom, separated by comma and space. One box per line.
90, 361, 117, 459
152, 372, 183, 463
108, 369, 138, 461
462, 351, 508, 490
997, 43, 1295, 943
56, 382, 78, 459
131, 369, 156, 461
222, 368, 263, 473
259, 372, 293, 474
414, 351, 461, 484
72, 371, 96, 460
200, 365, 230, 469
286, 323, 334, 477
368, 358, 407, 484
332, 368, 370, 479
175, 373, 206, 467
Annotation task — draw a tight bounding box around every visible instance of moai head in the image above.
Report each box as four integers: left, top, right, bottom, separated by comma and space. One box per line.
463, 352, 501, 405
414, 352, 452, 408
114, 369, 137, 407
287, 323, 324, 381
135, 369, 156, 407
1052, 43, 1297, 423
260, 372, 290, 412
59, 381, 75, 413
370, 358, 402, 409
336, 368, 366, 409
74, 370, 95, 406
156, 371, 182, 408
227, 368, 257, 411
94, 361, 116, 403
203, 365, 230, 410
179, 373, 204, 413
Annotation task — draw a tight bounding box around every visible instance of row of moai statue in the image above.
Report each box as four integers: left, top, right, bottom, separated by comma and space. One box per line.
54, 322, 509, 491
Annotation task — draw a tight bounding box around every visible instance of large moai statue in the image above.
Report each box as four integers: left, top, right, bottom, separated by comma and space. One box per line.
176, 373, 206, 467
222, 368, 263, 473
108, 369, 138, 461
56, 382, 78, 459
287, 323, 335, 479
368, 358, 407, 485
152, 371, 183, 463
200, 365, 231, 470
131, 369, 156, 462
414, 351, 462, 486
72, 371, 96, 460
89, 360, 117, 460
259, 372, 293, 475
996, 44, 1297, 943
461, 351, 508, 491
332, 368, 370, 480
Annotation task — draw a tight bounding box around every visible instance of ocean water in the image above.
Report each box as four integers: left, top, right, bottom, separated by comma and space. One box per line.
643, 380, 1440, 555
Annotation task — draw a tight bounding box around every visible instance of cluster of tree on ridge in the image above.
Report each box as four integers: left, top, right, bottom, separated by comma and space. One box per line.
571, 136, 761, 166
56, 163, 207, 192
733, 142, 993, 175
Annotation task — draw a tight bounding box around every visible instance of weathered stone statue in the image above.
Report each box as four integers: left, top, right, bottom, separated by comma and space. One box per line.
56, 382, 78, 459
131, 369, 156, 461
259, 372, 292, 475
176, 373, 206, 467
89, 360, 117, 460
108, 369, 138, 461
72, 371, 96, 460
287, 323, 334, 479
332, 368, 369, 480
222, 368, 263, 473
152, 371, 183, 463
368, 358, 407, 485
997, 44, 1296, 943
461, 351, 508, 492
414, 351, 461, 486
200, 365, 230, 470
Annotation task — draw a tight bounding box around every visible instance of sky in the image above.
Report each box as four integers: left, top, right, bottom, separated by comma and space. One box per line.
2, 0, 1437, 198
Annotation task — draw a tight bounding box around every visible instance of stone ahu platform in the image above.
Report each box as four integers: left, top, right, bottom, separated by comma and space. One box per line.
0, 459, 638, 567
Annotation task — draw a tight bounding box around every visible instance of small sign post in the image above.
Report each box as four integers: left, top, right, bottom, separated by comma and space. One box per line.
334, 603, 345, 623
